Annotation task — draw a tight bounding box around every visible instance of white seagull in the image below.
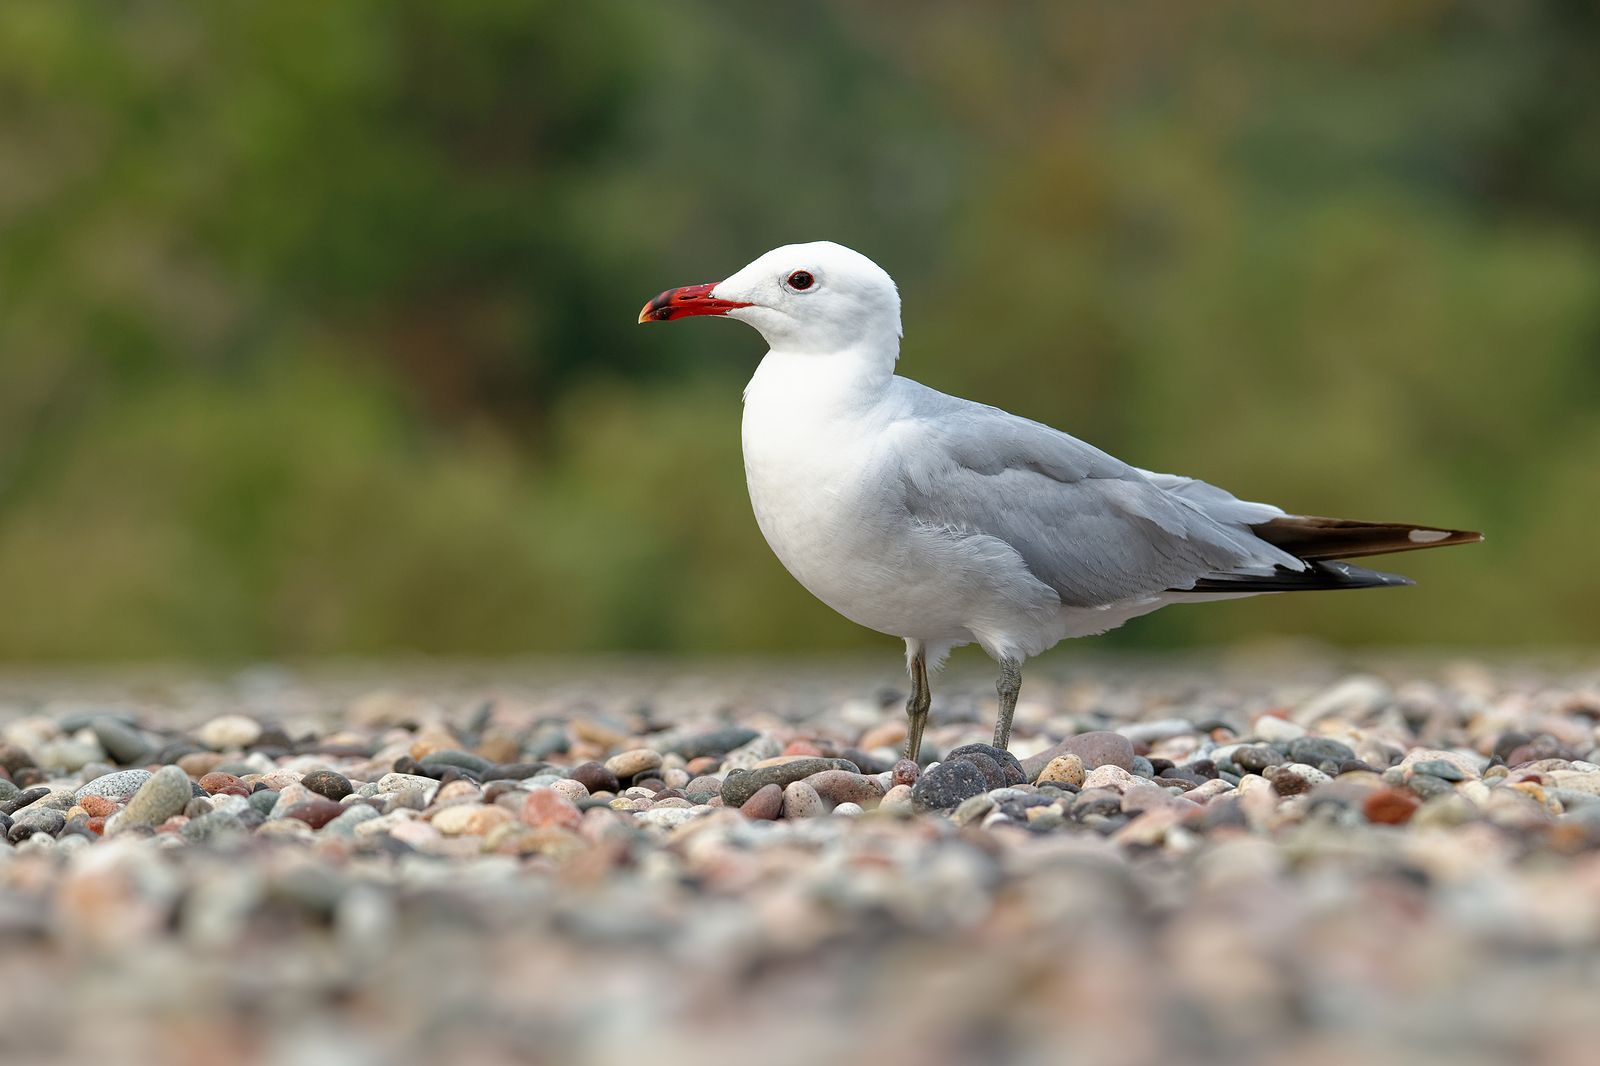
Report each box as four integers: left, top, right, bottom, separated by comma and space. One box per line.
639, 242, 1480, 761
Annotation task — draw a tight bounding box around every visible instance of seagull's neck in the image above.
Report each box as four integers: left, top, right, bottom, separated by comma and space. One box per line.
743, 340, 898, 414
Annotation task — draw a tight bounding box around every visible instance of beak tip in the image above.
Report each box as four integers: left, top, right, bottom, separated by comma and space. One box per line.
636, 282, 747, 326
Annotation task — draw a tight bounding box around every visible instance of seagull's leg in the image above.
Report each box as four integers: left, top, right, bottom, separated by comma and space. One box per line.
904, 644, 932, 763
993, 658, 1022, 751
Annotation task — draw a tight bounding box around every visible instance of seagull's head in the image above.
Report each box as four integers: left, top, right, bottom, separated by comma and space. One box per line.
638, 241, 901, 355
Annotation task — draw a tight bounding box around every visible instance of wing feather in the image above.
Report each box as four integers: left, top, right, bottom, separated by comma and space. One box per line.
891, 388, 1301, 607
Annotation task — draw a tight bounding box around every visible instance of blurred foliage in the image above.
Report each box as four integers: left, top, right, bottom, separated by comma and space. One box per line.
0, 0, 1595, 661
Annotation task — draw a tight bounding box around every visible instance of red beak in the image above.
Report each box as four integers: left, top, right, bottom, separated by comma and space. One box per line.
637, 282, 751, 324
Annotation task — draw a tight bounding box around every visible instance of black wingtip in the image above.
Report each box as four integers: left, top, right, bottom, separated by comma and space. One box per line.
1176, 558, 1415, 594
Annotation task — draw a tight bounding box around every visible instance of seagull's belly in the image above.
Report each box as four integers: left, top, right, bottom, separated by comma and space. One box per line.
748, 481, 971, 639
742, 438, 1003, 642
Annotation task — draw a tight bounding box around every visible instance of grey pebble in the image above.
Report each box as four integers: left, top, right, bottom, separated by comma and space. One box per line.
952, 793, 997, 825
673, 727, 762, 761
9, 808, 66, 842
912, 760, 989, 811
179, 809, 247, 842
91, 717, 155, 766
76, 769, 153, 801
323, 805, 382, 836
1233, 746, 1283, 773
420, 750, 494, 775
1288, 737, 1358, 767
1409, 774, 1457, 799
721, 758, 860, 807
946, 743, 1026, 786
111, 765, 192, 831
1411, 758, 1467, 782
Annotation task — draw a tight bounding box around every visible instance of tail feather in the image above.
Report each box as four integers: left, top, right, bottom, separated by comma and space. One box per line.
1250, 516, 1483, 561
1167, 515, 1481, 596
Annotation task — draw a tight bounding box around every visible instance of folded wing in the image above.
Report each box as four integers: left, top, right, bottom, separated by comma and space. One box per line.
893, 391, 1304, 607
893, 386, 1480, 606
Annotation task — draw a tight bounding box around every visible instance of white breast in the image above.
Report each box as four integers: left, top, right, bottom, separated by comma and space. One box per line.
740, 353, 1041, 647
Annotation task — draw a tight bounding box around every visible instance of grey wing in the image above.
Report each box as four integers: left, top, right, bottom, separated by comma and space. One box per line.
895, 399, 1303, 607
1132, 468, 1288, 526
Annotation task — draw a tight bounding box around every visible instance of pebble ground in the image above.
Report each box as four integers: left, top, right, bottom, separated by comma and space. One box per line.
2, 653, 1599, 1066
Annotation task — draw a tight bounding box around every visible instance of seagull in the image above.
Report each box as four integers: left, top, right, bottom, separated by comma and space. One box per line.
638, 241, 1481, 762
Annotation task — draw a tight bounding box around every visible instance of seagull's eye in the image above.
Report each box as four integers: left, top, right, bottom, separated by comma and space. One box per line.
787, 270, 815, 291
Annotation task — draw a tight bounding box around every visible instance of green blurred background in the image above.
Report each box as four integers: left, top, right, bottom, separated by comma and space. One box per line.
0, 0, 1594, 662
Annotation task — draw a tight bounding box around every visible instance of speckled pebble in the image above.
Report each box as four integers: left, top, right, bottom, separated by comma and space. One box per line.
782, 780, 826, 818
75, 769, 153, 801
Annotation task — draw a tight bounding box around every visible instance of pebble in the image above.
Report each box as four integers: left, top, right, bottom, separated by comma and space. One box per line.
302, 769, 354, 801
1294, 675, 1391, 724
521, 788, 582, 831
569, 762, 621, 794
604, 748, 663, 780
433, 804, 514, 836
8, 808, 66, 842
1035, 754, 1086, 788
1253, 716, 1306, 743
804, 769, 884, 808
673, 727, 762, 761
912, 760, 989, 811
108, 765, 191, 832
1082, 764, 1138, 793
420, 750, 494, 775
879, 784, 915, 815
91, 717, 154, 765
1363, 788, 1420, 825
945, 743, 1026, 786
782, 781, 826, 818
952, 793, 996, 826
196, 714, 263, 751
323, 805, 382, 836
78, 795, 119, 818
1410, 758, 1468, 782
75, 769, 153, 801
636, 808, 704, 830
1231, 746, 1282, 773
284, 799, 347, 829
740, 783, 784, 820
721, 758, 858, 807
377, 772, 438, 796
1266, 763, 1331, 796
1020, 731, 1135, 780
1287, 737, 1358, 766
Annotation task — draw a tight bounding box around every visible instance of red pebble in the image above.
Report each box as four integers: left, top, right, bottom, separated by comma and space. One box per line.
782, 740, 823, 757
1363, 788, 1420, 825
285, 798, 346, 829
85, 817, 105, 836
740, 783, 783, 820
199, 771, 244, 794
78, 795, 119, 818
521, 788, 582, 831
